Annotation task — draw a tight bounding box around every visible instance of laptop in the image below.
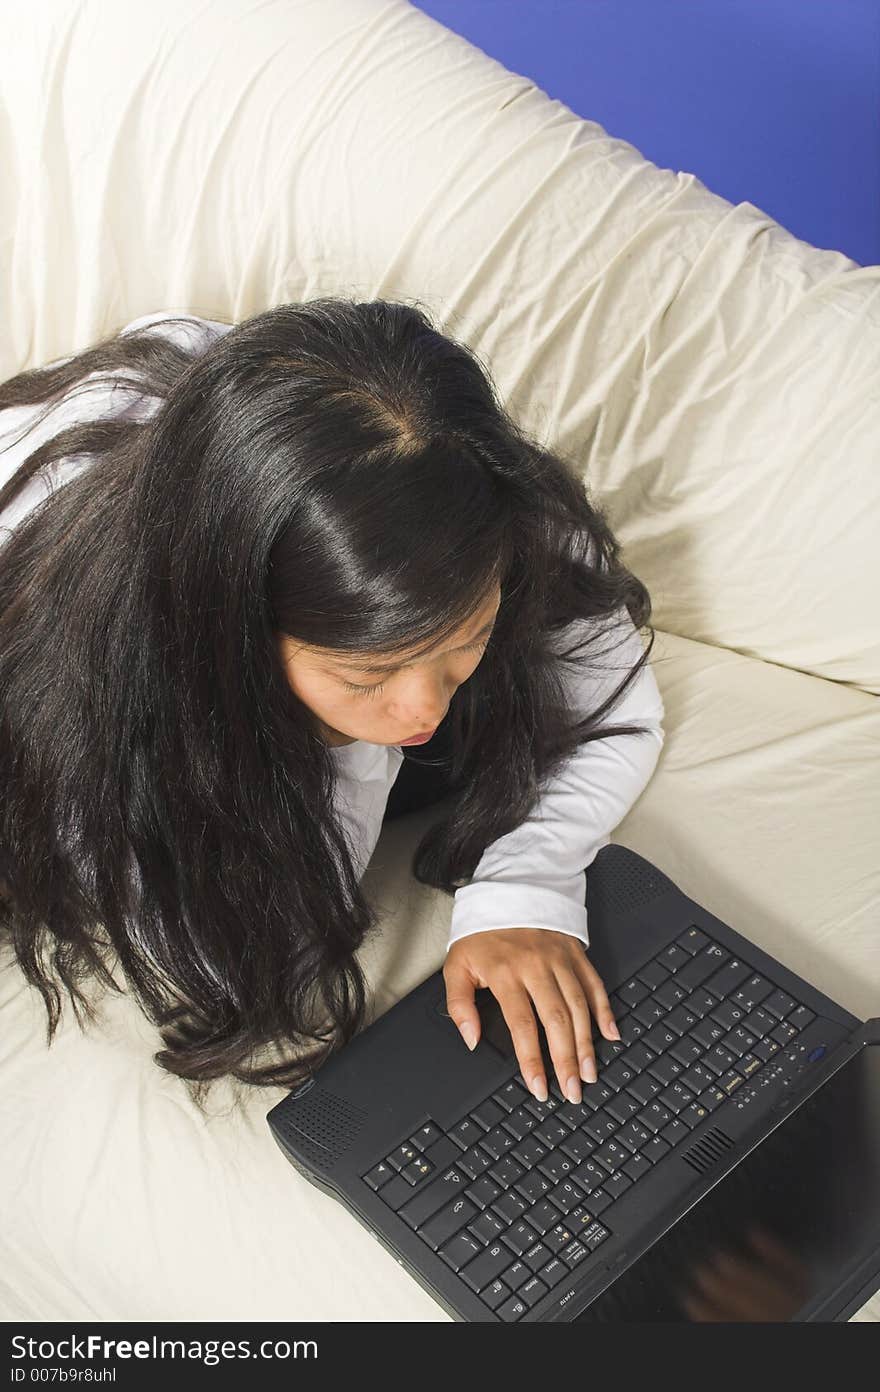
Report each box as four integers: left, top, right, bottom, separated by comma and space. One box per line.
266, 843, 880, 1322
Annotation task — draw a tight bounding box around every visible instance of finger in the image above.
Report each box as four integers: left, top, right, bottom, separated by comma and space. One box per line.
490, 980, 550, 1102
572, 950, 620, 1042
553, 962, 599, 1089
520, 968, 586, 1105
443, 956, 481, 1053
568, 952, 621, 1083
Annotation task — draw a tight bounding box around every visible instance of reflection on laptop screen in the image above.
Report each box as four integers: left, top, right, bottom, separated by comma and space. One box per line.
575, 1047, 880, 1321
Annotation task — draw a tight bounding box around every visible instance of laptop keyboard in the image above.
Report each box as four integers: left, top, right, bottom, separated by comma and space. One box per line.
361, 924, 819, 1321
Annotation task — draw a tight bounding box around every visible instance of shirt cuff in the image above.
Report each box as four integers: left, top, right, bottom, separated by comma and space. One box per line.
447, 879, 591, 953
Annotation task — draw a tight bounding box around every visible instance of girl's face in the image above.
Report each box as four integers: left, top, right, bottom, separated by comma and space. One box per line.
278, 583, 501, 747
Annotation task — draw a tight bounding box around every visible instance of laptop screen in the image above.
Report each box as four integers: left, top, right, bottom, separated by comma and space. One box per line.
575, 1043, 880, 1321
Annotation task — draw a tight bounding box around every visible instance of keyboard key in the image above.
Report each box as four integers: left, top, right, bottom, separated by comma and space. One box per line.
585, 1189, 613, 1215
582, 1221, 612, 1251
469, 1209, 506, 1244
512, 1136, 547, 1168
503, 1221, 540, 1257
602, 1058, 639, 1091
618, 977, 651, 1008
538, 1152, 577, 1185
676, 927, 709, 955
363, 1160, 395, 1191
493, 1079, 530, 1112
641, 1134, 671, 1165
686, 989, 722, 1019
658, 1082, 695, 1114
617, 1118, 652, 1152
643, 1023, 678, 1054
571, 1159, 607, 1193
691, 1017, 726, 1050
605, 1092, 643, 1124
654, 978, 690, 1010
704, 958, 751, 999
704, 1043, 736, 1074
717, 1068, 746, 1095
421, 1196, 479, 1251
677, 943, 728, 986
669, 1036, 704, 1068
771, 1021, 799, 1045
602, 1169, 633, 1199
535, 1118, 572, 1149
661, 1118, 689, 1146
633, 998, 667, 1028
697, 1086, 727, 1112
411, 1122, 442, 1151
472, 1099, 505, 1130
680, 1063, 717, 1095
616, 1014, 646, 1047
449, 1117, 483, 1150
659, 943, 693, 972
627, 1074, 663, 1106
515, 1170, 553, 1205
763, 989, 797, 1020
480, 1125, 518, 1160
648, 1054, 684, 1087
457, 1146, 493, 1180
438, 1229, 483, 1272
637, 960, 670, 989
738, 1054, 763, 1079
497, 1293, 528, 1321
742, 1006, 777, 1037
539, 1258, 571, 1289
526, 1199, 564, 1237
722, 1026, 758, 1058
547, 1180, 586, 1216
519, 1275, 549, 1308
710, 1000, 747, 1031
665, 1004, 700, 1037
479, 1278, 510, 1310
400, 1156, 434, 1185
500, 1257, 531, 1290
388, 1142, 419, 1170
466, 1175, 503, 1210
488, 1155, 525, 1188
494, 1190, 529, 1224
559, 1130, 597, 1164
544, 1224, 576, 1255
502, 1105, 539, 1141
752, 1037, 781, 1062
638, 1101, 673, 1133
582, 1111, 619, 1143
560, 1238, 592, 1269
788, 1005, 815, 1031
622, 1150, 652, 1182
594, 1139, 630, 1173
731, 974, 772, 1012
680, 1101, 710, 1128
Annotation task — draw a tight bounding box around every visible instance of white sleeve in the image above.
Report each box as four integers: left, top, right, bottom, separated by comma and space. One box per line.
446, 607, 665, 953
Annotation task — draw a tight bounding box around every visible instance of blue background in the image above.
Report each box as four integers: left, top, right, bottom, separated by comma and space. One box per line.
413, 0, 879, 268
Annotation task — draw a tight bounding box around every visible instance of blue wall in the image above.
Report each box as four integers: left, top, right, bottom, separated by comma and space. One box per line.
413, 0, 879, 268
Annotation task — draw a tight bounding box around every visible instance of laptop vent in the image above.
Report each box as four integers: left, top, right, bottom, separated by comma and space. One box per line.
273, 1086, 367, 1173
681, 1126, 735, 1174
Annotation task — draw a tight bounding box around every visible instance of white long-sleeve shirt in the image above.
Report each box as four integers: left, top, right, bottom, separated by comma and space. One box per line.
0, 310, 665, 952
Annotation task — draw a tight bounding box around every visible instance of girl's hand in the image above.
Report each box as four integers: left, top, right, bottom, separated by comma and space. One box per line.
443, 927, 620, 1104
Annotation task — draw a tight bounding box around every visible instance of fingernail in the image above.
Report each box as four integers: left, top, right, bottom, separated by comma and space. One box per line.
566, 1075, 583, 1105
608, 1022, 621, 1040
531, 1074, 548, 1102
581, 1057, 598, 1084
460, 1025, 477, 1051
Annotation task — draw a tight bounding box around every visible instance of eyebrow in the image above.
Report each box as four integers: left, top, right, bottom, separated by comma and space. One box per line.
328, 617, 498, 676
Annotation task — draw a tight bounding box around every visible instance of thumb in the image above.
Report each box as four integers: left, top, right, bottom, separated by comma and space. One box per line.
444, 957, 481, 1051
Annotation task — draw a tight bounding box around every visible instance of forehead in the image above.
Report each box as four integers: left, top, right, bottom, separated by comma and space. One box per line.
312, 585, 501, 674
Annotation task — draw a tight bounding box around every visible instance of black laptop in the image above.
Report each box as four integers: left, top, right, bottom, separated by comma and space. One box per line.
266, 843, 880, 1322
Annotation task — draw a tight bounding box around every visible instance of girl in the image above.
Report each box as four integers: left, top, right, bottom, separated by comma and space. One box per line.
0, 298, 665, 1110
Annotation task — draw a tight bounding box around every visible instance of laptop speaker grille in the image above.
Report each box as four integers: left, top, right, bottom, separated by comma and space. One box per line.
681, 1126, 735, 1174
273, 1086, 367, 1173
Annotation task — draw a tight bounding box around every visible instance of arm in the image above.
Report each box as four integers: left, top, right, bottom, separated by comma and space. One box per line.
447, 607, 665, 952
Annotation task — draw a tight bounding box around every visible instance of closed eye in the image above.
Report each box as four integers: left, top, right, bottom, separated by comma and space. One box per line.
340, 635, 491, 697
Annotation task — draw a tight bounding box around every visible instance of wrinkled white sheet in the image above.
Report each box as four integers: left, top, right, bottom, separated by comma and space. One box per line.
1, 0, 878, 1322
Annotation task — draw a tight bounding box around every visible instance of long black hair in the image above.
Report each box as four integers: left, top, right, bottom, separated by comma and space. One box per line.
0, 297, 658, 1107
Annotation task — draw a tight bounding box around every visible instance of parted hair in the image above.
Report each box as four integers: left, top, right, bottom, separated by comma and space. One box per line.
0, 298, 657, 1107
